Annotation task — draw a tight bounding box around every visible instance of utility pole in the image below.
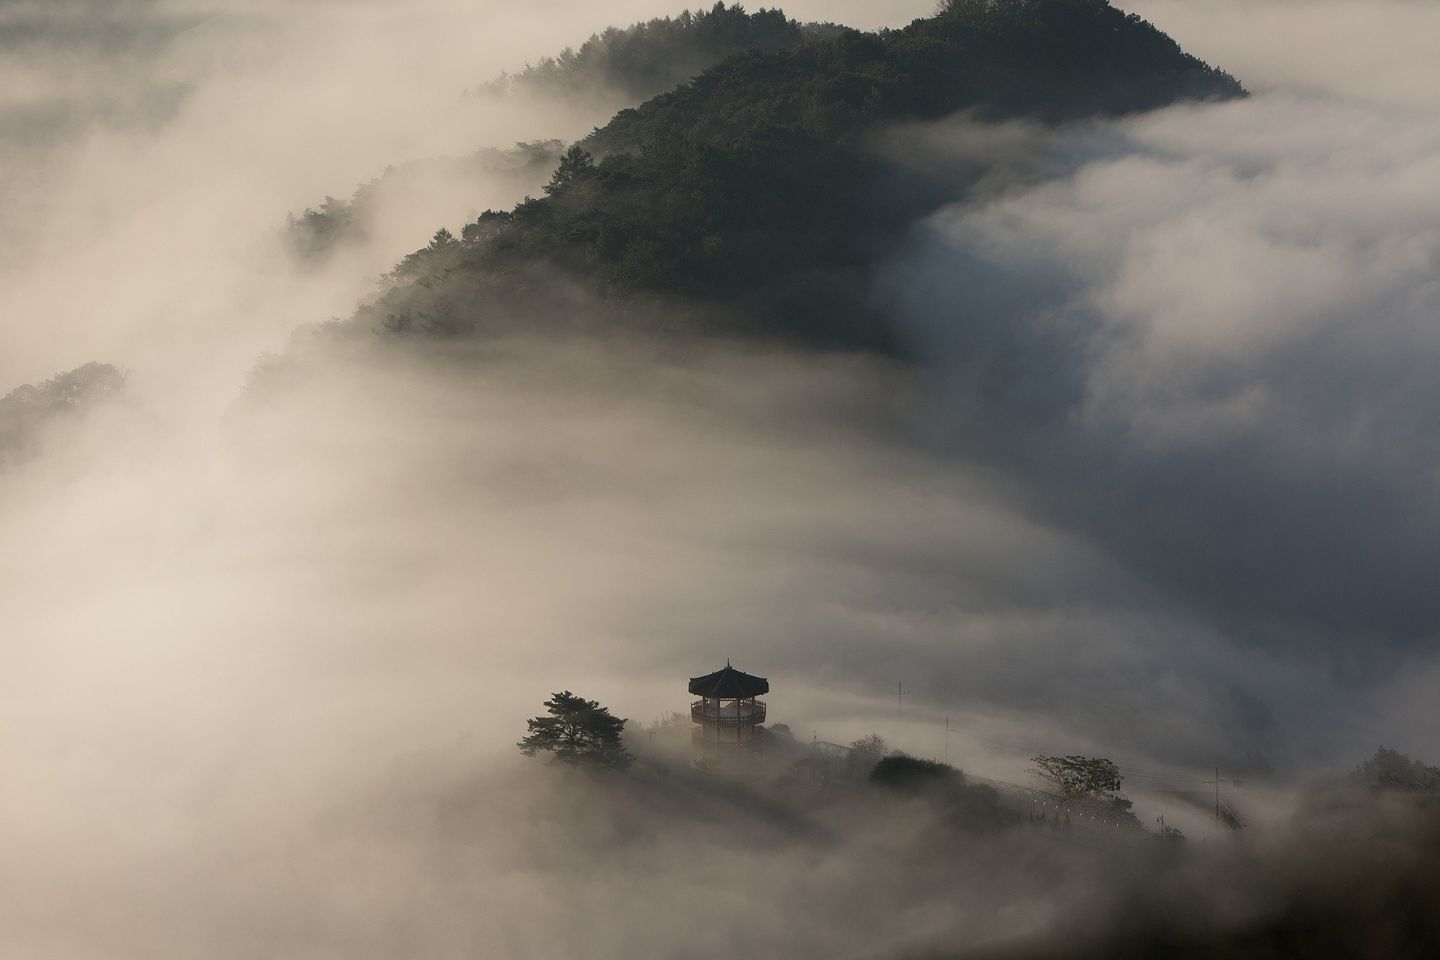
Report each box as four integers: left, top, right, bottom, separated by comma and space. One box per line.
895, 680, 908, 719
1202, 767, 1230, 826
944, 716, 950, 763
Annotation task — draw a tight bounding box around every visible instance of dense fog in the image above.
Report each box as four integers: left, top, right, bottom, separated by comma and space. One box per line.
2, 2, 1437, 957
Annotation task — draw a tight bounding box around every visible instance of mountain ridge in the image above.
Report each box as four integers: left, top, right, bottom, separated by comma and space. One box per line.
328, 0, 1243, 354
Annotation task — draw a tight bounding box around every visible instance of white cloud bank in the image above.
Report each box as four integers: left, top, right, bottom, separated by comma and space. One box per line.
886, 1, 1440, 760
2, 1, 1438, 957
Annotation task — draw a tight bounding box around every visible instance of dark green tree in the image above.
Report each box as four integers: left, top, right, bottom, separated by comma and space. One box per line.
473, 3, 807, 107
847, 732, 887, 777
542, 146, 596, 195
870, 756, 1014, 830
1030, 755, 1124, 799
518, 691, 633, 769
1032, 754, 1141, 825
1348, 746, 1440, 794
870, 754, 961, 792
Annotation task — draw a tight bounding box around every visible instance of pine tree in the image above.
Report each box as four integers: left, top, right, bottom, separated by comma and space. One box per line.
542, 146, 596, 195
518, 691, 633, 769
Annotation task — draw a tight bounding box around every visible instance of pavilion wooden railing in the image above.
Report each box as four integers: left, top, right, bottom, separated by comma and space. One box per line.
690, 699, 766, 726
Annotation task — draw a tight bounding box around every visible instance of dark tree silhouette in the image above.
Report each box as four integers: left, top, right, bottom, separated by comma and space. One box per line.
543, 145, 596, 195
847, 732, 887, 777
870, 755, 961, 792
1349, 746, 1440, 795
870, 756, 1014, 830
282, 140, 565, 263
1, 362, 126, 464
519, 691, 633, 769
1031, 754, 1139, 825
473, 3, 808, 107
1030, 755, 1123, 798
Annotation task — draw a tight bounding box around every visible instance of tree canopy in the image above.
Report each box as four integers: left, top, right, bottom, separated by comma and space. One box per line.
1031, 754, 1140, 825
1348, 747, 1440, 795
473, 3, 812, 107
870, 754, 961, 792
847, 732, 888, 777
1030, 755, 1123, 799
870, 756, 1014, 830
282, 140, 566, 264
1, 362, 126, 465
518, 691, 634, 769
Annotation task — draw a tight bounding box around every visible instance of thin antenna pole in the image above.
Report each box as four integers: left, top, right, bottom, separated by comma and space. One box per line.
944, 716, 950, 763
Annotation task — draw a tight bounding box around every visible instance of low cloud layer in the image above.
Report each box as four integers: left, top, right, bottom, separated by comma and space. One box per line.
2, 1, 1439, 957
884, 2, 1440, 764
1130, 0, 1440, 109
2, 334, 1424, 958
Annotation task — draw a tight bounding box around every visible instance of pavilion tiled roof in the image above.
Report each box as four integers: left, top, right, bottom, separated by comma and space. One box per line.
688, 663, 769, 698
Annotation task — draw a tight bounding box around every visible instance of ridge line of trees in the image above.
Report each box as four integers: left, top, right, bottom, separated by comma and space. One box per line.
341, 0, 1243, 352
470, 3, 821, 107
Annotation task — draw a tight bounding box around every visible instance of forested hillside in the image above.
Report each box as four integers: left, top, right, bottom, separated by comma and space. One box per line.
283, 141, 566, 264
285, 5, 815, 264
471, 3, 822, 107
0, 362, 125, 465
346, 0, 1242, 351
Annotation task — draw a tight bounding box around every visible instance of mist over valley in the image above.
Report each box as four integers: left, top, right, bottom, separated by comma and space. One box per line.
3, 2, 1439, 957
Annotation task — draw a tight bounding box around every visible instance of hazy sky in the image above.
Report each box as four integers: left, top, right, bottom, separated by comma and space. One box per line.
1, 2, 1438, 957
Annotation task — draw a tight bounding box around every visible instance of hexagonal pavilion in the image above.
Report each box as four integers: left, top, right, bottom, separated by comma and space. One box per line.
689, 661, 768, 760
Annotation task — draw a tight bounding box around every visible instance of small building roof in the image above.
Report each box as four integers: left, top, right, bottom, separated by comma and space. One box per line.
689, 662, 769, 698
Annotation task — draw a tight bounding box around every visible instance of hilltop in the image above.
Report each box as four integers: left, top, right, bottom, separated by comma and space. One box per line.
327, 0, 1242, 353
470, 3, 825, 107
